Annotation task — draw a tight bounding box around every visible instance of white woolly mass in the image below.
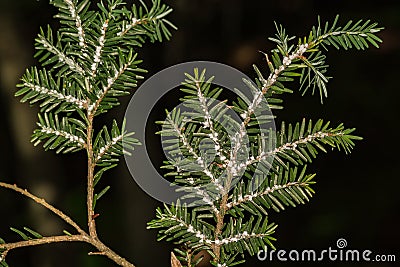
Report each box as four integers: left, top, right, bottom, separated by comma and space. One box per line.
25, 83, 87, 108
96, 134, 124, 161
65, 0, 86, 48
247, 42, 310, 122
226, 182, 301, 209
37, 37, 84, 74
92, 20, 109, 73
117, 17, 140, 36
41, 127, 85, 146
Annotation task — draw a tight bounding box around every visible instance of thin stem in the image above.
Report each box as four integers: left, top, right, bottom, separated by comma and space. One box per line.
0, 235, 88, 259
0, 182, 136, 267
211, 44, 309, 264
213, 193, 228, 262
0, 234, 135, 267
186, 250, 192, 267
90, 238, 135, 267
0, 182, 85, 236
86, 113, 97, 238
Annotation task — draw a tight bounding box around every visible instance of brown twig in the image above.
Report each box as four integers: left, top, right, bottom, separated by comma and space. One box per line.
213, 193, 228, 262
86, 112, 98, 239
0, 182, 85, 236
0, 235, 88, 259
0, 182, 136, 267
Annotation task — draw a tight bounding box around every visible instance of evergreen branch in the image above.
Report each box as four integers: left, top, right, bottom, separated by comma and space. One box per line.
217, 232, 272, 246
268, 131, 331, 164
193, 79, 225, 161
117, 17, 142, 37
241, 43, 309, 123
170, 216, 213, 245
20, 81, 87, 109
117, 0, 174, 39
248, 16, 383, 103
8, 0, 175, 266
183, 70, 227, 162
178, 186, 219, 213
96, 134, 124, 161
242, 119, 361, 174
309, 15, 383, 50
160, 218, 273, 247
57, 0, 88, 48
94, 119, 139, 164
247, 129, 343, 169
226, 181, 308, 210
16, 67, 88, 113
36, 32, 85, 75
272, 119, 360, 164
152, 15, 380, 267
163, 111, 216, 182
88, 54, 138, 115
31, 113, 86, 153
217, 217, 277, 264
39, 126, 86, 147
148, 204, 214, 247
227, 43, 310, 194
32, 113, 87, 153
227, 165, 315, 214
91, 19, 109, 75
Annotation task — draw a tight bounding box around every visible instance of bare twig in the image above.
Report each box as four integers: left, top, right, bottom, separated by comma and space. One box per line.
171, 252, 183, 267
0, 182, 136, 267
86, 112, 98, 239
0, 182, 85, 236
0, 235, 87, 259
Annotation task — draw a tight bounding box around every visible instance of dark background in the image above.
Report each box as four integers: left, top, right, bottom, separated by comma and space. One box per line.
0, 0, 399, 267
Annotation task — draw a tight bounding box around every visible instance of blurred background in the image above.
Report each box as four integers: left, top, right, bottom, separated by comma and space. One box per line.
0, 0, 399, 266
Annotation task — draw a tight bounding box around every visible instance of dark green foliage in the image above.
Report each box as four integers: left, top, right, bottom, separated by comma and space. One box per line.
14, 0, 175, 210
4, 1, 174, 262
149, 16, 382, 267
266, 15, 383, 101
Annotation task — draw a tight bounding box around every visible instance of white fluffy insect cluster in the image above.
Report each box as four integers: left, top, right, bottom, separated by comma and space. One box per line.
24, 83, 87, 108
117, 17, 140, 36
242, 43, 310, 120
96, 134, 124, 161
186, 220, 265, 247
65, 0, 86, 48
244, 130, 335, 169
92, 20, 109, 73
195, 82, 226, 162
226, 183, 296, 209
38, 37, 85, 74
271, 131, 330, 155
40, 127, 85, 146
88, 62, 131, 114
268, 43, 309, 85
